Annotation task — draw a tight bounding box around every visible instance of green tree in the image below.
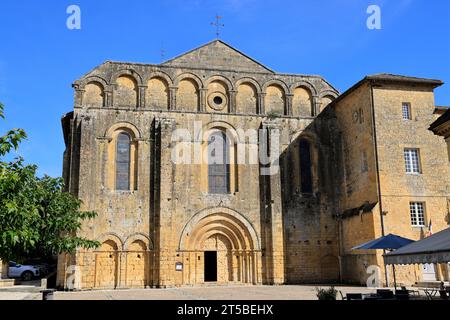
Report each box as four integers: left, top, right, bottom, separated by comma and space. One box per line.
0, 103, 99, 262
0, 102, 27, 157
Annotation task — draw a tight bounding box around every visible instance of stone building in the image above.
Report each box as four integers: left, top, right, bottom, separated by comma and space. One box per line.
430, 107, 450, 160
318, 75, 450, 285
57, 40, 449, 289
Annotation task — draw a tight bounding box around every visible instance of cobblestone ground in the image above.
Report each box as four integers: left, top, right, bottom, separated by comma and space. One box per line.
0, 285, 379, 300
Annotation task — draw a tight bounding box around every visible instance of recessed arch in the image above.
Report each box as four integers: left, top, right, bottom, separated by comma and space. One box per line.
291, 130, 319, 147
79, 75, 109, 89
84, 81, 105, 107
194, 224, 242, 251
146, 71, 173, 87
104, 122, 140, 191
178, 207, 260, 251
290, 80, 317, 96
262, 79, 289, 94
177, 77, 199, 111
196, 121, 240, 144
110, 68, 143, 86
318, 90, 338, 112
146, 76, 169, 110
205, 75, 234, 91
235, 77, 262, 93
174, 72, 204, 89
290, 131, 320, 195
96, 233, 124, 250
124, 233, 153, 250
264, 82, 286, 115
105, 122, 141, 140
318, 89, 339, 100
206, 76, 232, 112
320, 95, 336, 112
236, 80, 259, 114
114, 74, 138, 108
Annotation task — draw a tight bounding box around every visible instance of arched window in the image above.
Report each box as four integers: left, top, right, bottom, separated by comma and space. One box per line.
299, 139, 313, 193
116, 132, 131, 190
208, 131, 230, 194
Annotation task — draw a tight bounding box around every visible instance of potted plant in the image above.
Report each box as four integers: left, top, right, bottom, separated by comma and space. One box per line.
316, 286, 338, 301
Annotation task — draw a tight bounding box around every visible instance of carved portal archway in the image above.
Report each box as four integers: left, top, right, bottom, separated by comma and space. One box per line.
178, 208, 261, 285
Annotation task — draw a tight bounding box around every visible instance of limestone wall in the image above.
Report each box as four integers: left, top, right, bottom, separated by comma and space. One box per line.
57, 47, 338, 288
373, 84, 450, 285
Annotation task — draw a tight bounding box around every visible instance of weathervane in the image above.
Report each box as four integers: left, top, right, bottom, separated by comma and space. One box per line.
211, 15, 224, 39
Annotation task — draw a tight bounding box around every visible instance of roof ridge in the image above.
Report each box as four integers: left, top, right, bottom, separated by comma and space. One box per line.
161, 39, 275, 73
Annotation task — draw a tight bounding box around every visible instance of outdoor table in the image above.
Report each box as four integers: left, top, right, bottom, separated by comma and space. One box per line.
362, 294, 379, 301
422, 288, 438, 300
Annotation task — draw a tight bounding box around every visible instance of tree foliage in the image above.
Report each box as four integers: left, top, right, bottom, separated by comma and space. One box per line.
0, 102, 27, 157
0, 102, 99, 262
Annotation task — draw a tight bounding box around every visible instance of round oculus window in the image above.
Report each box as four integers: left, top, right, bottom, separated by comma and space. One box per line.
213, 96, 223, 105
208, 92, 227, 111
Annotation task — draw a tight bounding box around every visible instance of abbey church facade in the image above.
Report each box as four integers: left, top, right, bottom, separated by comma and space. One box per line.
57, 40, 450, 289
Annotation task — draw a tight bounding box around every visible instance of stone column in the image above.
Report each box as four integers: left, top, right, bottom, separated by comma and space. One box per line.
239, 251, 245, 282
261, 121, 285, 285
104, 89, 113, 107
245, 252, 251, 283
103, 89, 112, 108
228, 90, 237, 113
258, 93, 266, 115
199, 88, 208, 112
74, 85, 84, 108
285, 93, 294, 116
154, 117, 176, 287
118, 252, 127, 288
313, 95, 320, 116
169, 86, 178, 110
138, 85, 147, 109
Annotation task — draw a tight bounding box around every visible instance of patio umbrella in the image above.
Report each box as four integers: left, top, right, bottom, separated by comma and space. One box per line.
352, 234, 415, 289
352, 234, 414, 251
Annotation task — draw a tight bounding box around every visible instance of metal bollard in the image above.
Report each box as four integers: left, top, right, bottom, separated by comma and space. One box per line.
41, 289, 55, 300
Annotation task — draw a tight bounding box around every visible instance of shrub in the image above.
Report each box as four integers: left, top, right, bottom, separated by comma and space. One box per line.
316, 286, 338, 301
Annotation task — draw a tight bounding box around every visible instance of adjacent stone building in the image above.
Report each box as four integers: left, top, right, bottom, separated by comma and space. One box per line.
57, 40, 450, 289
318, 75, 450, 285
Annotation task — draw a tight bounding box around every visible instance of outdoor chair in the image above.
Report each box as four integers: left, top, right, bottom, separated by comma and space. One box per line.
439, 290, 449, 300
346, 293, 363, 300
401, 286, 420, 297
338, 291, 347, 300
395, 289, 410, 300
376, 289, 394, 299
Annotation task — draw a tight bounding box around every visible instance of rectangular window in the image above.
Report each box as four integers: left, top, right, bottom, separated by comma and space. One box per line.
402, 103, 411, 120
299, 139, 313, 193
410, 202, 425, 227
404, 148, 421, 174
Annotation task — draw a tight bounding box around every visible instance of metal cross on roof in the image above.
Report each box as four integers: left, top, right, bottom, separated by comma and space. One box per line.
211, 15, 224, 39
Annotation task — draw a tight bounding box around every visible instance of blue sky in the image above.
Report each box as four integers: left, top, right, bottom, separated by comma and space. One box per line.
0, 0, 449, 177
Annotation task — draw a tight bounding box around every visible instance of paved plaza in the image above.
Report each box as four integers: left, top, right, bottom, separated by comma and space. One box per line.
0, 285, 378, 300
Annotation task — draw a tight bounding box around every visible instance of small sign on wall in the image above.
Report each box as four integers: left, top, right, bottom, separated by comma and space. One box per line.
175, 262, 183, 271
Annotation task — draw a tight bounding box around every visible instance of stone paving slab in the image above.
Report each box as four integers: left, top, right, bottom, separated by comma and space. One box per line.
52, 285, 377, 300
4, 285, 428, 301
0, 292, 40, 300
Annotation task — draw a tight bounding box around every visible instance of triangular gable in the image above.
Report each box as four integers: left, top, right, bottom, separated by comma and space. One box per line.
162, 40, 274, 73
